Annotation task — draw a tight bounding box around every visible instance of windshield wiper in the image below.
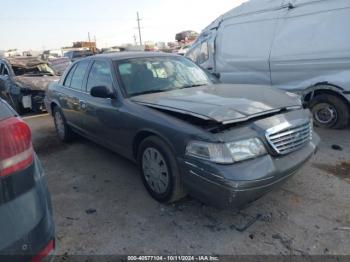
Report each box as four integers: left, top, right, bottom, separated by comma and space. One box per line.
131, 89, 169, 97
131, 84, 207, 97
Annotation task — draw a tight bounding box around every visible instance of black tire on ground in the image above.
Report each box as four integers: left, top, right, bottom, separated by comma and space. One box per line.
138, 136, 186, 203
8, 94, 22, 114
53, 106, 74, 142
309, 94, 349, 129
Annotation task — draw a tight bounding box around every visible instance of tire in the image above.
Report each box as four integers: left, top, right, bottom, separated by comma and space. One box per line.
309, 94, 349, 129
8, 94, 22, 114
138, 136, 186, 203
53, 106, 74, 142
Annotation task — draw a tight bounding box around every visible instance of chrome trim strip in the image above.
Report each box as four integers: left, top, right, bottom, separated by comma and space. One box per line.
266, 119, 312, 155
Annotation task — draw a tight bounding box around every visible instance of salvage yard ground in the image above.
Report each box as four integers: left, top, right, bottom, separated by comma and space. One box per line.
25, 114, 350, 255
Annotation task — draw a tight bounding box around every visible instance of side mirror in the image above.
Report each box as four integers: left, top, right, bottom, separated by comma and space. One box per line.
90, 86, 116, 99
211, 72, 220, 79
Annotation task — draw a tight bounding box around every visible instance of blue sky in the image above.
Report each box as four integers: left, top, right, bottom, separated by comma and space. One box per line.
0, 0, 246, 50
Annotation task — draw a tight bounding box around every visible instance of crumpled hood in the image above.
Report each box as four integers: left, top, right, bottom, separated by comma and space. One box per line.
131, 84, 302, 124
14, 75, 60, 91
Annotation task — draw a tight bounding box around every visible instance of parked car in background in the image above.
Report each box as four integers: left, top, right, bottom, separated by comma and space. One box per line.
0, 57, 59, 114
0, 98, 55, 261
186, 0, 350, 129
177, 45, 191, 56
64, 50, 94, 62
49, 57, 71, 76
45, 52, 319, 210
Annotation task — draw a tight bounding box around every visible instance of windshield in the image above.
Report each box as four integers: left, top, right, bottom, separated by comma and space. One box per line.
116, 56, 213, 97
13, 63, 56, 76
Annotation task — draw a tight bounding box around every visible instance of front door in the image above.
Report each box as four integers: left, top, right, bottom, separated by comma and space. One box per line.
79, 59, 125, 152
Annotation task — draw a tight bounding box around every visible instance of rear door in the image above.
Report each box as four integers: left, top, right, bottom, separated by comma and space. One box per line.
58, 59, 90, 132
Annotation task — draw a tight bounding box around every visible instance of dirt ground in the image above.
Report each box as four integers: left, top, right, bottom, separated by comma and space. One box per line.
24, 114, 350, 256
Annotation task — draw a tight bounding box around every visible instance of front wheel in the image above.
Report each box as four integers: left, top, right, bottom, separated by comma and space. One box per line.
310, 94, 349, 129
138, 136, 185, 203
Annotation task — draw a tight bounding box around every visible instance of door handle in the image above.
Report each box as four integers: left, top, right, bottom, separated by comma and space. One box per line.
79, 100, 87, 110
72, 97, 79, 106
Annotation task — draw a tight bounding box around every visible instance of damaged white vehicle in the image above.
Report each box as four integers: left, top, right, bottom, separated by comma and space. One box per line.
0, 57, 59, 113
186, 0, 350, 129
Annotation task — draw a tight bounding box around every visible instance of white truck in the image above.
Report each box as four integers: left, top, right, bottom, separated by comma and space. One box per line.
186, 0, 350, 128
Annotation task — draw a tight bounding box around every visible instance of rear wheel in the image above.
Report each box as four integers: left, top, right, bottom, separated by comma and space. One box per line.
138, 136, 185, 203
53, 106, 74, 142
309, 94, 349, 129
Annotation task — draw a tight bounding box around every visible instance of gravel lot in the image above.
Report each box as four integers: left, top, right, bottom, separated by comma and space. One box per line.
24, 114, 350, 256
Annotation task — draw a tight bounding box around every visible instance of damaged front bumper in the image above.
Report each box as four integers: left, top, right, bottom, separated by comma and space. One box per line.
181, 133, 320, 210
18, 89, 46, 112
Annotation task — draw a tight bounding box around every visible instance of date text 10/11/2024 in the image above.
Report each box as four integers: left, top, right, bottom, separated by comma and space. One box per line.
127, 256, 220, 261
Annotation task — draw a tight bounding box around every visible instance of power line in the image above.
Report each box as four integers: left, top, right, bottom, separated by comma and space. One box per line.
136, 12, 142, 46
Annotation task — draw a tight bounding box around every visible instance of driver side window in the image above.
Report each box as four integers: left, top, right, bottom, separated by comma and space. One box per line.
187, 41, 209, 65
0, 64, 9, 76
86, 60, 114, 93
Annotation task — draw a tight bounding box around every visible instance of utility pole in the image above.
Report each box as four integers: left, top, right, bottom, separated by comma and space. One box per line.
88, 32, 91, 51
136, 12, 142, 46
94, 35, 97, 51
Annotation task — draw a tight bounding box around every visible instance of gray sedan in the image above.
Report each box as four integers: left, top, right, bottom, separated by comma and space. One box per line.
0, 98, 55, 260
45, 52, 319, 210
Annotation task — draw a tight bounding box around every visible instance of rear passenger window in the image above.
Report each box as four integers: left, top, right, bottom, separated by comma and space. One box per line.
0, 64, 4, 75
86, 61, 113, 92
70, 60, 90, 90
64, 64, 77, 87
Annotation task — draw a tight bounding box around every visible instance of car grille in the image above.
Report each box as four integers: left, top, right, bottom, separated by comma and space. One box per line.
266, 121, 312, 155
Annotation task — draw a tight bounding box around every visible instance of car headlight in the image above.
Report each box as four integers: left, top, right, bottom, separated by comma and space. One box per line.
225, 138, 267, 162
186, 138, 267, 164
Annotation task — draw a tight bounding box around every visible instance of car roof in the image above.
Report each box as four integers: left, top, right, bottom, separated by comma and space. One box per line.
92, 51, 180, 61
1, 56, 48, 67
